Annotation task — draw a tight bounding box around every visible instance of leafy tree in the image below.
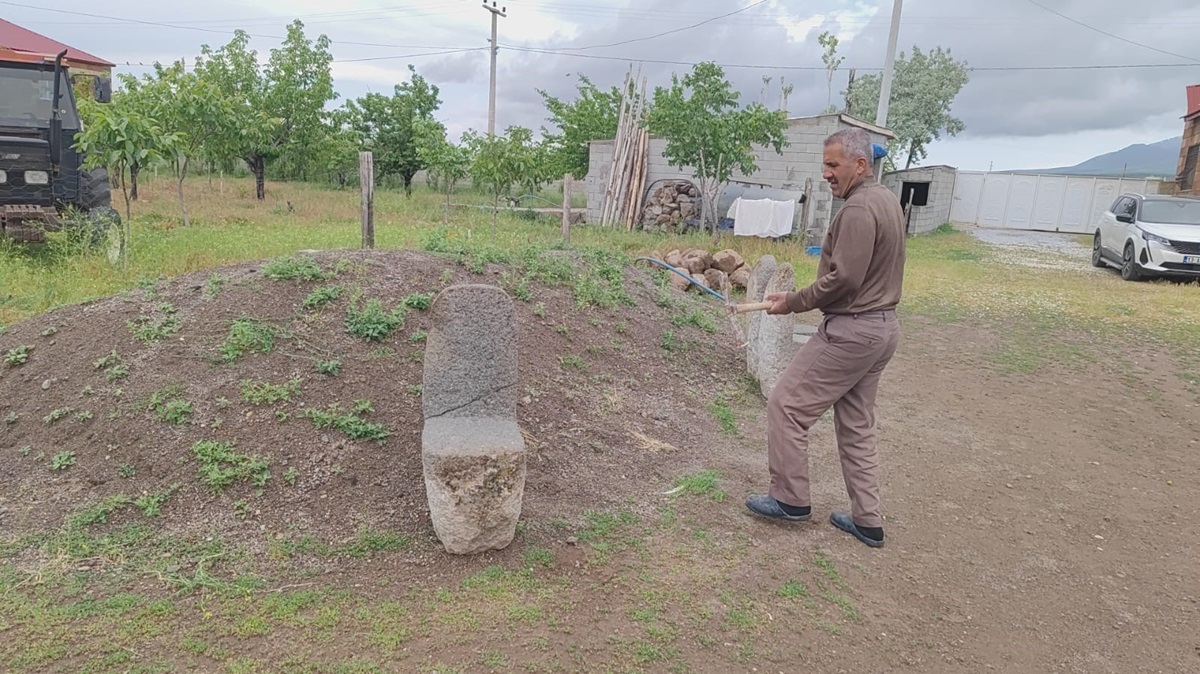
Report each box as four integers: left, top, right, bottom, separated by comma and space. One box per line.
415, 119, 474, 222
311, 113, 363, 189
818, 31, 844, 114
344, 65, 442, 197
138, 61, 241, 226
104, 74, 158, 200
194, 21, 334, 200
464, 126, 550, 229
848, 45, 969, 170
536, 74, 627, 180
646, 62, 788, 235
74, 98, 177, 265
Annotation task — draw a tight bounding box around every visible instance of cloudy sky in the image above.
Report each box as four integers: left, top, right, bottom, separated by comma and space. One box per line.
6, 0, 1200, 171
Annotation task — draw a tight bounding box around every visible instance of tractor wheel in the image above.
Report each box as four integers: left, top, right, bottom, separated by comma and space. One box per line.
79, 168, 113, 210
77, 168, 121, 252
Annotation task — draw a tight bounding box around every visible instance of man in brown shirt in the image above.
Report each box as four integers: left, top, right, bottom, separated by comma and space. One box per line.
745, 127, 906, 548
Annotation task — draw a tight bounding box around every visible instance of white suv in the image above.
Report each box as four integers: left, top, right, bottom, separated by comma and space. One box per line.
1092, 193, 1200, 282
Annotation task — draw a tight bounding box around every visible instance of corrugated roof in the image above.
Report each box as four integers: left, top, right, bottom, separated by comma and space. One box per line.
1186, 84, 1200, 121
0, 18, 113, 68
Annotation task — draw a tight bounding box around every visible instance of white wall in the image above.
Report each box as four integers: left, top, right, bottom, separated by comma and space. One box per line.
950, 172, 1166, 234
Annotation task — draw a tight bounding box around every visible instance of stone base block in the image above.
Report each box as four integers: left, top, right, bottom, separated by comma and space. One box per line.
758, 339, 802, 399
422, 417, 526, 555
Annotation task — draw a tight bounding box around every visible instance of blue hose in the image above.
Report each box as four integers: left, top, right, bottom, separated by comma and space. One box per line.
635, 256, 729, 302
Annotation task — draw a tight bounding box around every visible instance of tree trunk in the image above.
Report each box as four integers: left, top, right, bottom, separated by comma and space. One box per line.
706, 179, 722, 245
120, 168, 131, 224
248, 155, 266, 200
130, 163, 140, 201
444, 190, 451, 224
119, 167, 131, 269
492, 193, 499, 232
176, 157, 191, 228
905, 140, 918, 170
403, 172, 414, 199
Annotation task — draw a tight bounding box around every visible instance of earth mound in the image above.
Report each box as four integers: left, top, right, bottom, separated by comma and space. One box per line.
0, 247, 754, 565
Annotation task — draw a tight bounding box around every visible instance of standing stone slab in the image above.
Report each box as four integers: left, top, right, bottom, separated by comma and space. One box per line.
421, 284, 525, 555
756, 264, 801, 398
744, 255, 778, 379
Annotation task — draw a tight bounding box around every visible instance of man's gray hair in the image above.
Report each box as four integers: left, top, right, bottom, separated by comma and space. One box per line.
824, 127, 873, 163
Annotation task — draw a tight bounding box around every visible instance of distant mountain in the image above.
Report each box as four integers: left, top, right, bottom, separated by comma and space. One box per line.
1018, 137, 1182, 178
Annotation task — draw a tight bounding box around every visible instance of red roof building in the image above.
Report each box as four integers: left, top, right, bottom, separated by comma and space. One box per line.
0, 18, 113, 74
1186, 84, 1200, 122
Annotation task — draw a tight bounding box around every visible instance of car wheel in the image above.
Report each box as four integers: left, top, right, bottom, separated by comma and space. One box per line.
1121, 243, 1143, 282
1091, 232, 1106, 268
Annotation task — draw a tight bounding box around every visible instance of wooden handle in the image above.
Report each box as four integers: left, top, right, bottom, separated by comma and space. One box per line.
732, 301, 775, 314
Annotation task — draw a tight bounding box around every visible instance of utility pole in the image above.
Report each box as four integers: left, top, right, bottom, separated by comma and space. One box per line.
876, 0, 903, 128
483, 1, 507, 136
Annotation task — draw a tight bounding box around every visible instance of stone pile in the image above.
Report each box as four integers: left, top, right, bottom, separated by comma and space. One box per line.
661, 247, 750, 295
640, 180, 702, 233
420, 284, 526, 555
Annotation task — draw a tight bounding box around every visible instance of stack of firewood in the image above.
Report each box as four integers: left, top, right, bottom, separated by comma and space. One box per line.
599, 65, 650, 231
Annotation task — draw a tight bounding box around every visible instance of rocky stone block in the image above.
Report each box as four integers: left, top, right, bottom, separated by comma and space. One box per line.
729, 267, 751, 290
422, 417, 526, 555
712, 249, 745, 275
668, 268, 691, 291
745, 255, 777, 378
756, 264, 801, 398
704, 268, 730, 294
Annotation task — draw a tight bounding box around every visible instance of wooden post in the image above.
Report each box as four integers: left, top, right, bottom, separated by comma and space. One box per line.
801, 177, 814, 246
359, 151, 375, 249
562, 174, 572, 245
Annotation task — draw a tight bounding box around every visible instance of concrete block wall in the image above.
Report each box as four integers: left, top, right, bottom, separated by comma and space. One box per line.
882, 166, 957, 235
585, 114, 892, 236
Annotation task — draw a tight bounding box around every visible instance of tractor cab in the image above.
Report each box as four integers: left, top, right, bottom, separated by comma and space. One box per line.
0, 47, 114, 244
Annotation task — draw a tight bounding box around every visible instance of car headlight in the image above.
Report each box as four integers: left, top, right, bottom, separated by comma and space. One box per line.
1139, 228, 1170, 246
24, 170, 49, 186
0, 170, 6, 184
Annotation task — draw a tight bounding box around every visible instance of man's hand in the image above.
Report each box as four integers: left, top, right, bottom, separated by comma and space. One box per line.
764, 292, 792, 315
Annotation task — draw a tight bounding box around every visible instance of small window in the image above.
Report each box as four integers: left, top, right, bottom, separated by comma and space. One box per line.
900, 181, 930, 207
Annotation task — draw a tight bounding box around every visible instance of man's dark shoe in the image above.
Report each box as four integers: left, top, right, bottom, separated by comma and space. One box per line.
830, 511, 884, 548
745, 495, 812, 522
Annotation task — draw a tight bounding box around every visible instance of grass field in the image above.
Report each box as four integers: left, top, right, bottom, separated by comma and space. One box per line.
4, 175, 1197, 355
2, 176, 1199, 673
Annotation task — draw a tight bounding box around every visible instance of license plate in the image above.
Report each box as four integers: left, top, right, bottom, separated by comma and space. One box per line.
1185, 256, 1199, 264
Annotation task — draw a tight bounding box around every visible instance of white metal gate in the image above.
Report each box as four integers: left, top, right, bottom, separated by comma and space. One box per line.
950, 171, 1164, 233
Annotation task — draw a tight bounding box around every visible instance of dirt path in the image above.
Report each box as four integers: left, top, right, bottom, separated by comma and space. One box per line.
710, 315, 1200, 673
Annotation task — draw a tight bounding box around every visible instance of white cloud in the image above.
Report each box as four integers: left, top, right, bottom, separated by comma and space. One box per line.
8, 0, 1199, 171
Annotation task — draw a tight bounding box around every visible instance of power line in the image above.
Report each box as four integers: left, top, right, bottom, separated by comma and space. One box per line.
1021, 0, 1200, 63
0, 1, 473, 51
334, 48, 488, 64
501, 45, 1200, 72
548, 0, 769, 52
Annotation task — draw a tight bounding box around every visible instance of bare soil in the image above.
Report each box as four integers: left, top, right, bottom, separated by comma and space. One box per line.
1, 249, 1198, 673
